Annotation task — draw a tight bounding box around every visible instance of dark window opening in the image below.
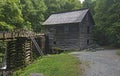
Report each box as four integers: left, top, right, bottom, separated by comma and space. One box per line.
87, 26, 90, 34
53, 41, 56, 45
87, 40, 89, 45
64, 26, 69, 33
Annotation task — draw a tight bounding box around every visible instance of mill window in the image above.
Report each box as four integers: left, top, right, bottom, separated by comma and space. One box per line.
64, 26, 69, 33
53, 41, 56, 45
87, 39, 90, 45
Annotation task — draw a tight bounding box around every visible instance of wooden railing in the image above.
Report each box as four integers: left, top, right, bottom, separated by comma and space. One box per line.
0, 30, 44, 40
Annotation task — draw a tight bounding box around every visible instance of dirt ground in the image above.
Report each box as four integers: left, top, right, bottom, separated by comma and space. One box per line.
70, 49, 120, 76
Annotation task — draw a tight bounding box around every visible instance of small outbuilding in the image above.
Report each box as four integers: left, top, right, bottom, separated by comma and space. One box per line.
43, 9, 95, 50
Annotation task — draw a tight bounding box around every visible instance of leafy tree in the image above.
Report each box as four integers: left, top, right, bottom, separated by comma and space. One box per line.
82, 0, 96, 15
44, 0, 82, 19
94, 0, 120, 47
0, 21, 14, 31
0, 0, 24, 30
20, 0, 47, 32
0, 0, 82, 32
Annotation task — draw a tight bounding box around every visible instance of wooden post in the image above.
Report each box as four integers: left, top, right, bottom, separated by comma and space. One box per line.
24, 39, 32, 66
15, 37, 32, 67
15, 38, 25, 68
45, 34, 50, 54
7, 40, 16, 70
3, 32, 6, 40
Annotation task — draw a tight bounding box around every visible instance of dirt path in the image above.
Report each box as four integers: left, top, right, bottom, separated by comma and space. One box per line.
70, 49, 120, 76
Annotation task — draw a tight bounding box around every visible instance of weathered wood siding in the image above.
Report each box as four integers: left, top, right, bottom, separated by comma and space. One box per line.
79, 12, 94, 50
55, 24, 80, 50
46, 23, 80, 50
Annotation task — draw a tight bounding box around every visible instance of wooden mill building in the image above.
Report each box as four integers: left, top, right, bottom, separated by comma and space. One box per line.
43, 9, 95, 50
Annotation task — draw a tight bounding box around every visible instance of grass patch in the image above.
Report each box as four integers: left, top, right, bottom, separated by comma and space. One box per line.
116, 50, 120, 56
13, 54, 82, 76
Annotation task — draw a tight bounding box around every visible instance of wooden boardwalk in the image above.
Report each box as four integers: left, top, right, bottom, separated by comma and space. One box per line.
0, 30, 44, 40
0, 30, 45, 75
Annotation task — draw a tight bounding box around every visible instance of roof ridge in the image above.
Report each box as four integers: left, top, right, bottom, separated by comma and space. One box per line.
52, 8, 89, 15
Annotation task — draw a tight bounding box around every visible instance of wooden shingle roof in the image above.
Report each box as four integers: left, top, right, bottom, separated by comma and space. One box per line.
43, 9, 89, 25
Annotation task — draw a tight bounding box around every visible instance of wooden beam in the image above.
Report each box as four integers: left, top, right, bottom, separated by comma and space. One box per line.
0, 31, 44, 40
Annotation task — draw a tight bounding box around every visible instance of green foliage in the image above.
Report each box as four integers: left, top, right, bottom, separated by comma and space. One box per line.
0, 0, 82, 32
44, 0, 82, 19
94, 0, 120, 47
0, 1, 24, 29
0, 21, 14, 31
82, 0, 96, 14
20, 0, 47, 32
13, 54, 81, 76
